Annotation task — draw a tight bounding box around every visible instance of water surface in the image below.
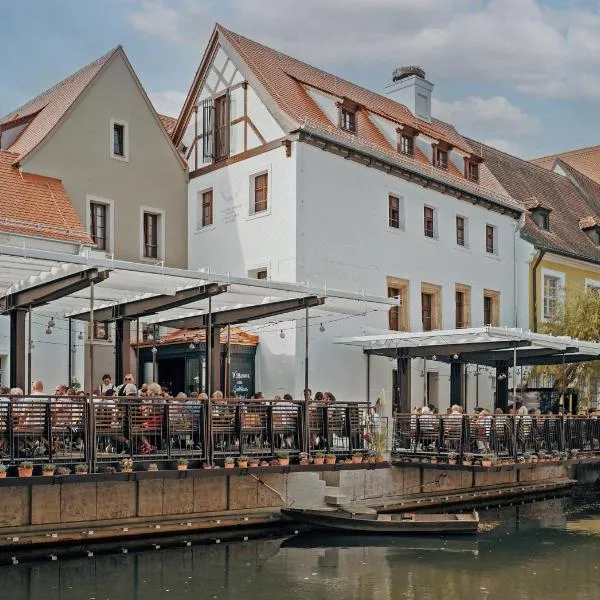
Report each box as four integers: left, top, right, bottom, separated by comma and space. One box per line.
1, 495, 599, 600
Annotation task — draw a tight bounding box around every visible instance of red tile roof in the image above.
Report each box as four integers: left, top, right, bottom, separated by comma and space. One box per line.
0, 47, 119, 162
469, 140, 600, 264
135, 326, 258, 347
0, 150, 91, 244
531, 146, 600, 185
158, 114, 177, 136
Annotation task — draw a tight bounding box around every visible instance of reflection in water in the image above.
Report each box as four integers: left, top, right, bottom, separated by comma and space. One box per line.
1, 496, 600, 600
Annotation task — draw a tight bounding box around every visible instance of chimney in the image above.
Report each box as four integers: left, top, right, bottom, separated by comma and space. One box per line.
385, 66, 433, 123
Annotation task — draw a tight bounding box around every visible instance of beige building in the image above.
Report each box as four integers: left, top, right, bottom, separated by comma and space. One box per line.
0, 46, 188, 389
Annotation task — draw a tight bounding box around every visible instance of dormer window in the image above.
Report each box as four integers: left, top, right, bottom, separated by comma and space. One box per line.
465, 155, 483, 183
580, 216, 600, 245
338, 98, 359, 133
397, 125, 418, 157
526, 197, 552, 232
432, 142, 452, 170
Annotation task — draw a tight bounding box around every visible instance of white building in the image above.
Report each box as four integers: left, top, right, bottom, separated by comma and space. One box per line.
172, 25, 526, 411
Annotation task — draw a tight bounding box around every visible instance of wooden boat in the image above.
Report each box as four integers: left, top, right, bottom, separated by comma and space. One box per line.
281, 507, 479, 535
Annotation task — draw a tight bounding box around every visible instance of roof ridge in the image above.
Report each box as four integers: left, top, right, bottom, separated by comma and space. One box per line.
531, 144, 600, 163
1, 46, 120, 123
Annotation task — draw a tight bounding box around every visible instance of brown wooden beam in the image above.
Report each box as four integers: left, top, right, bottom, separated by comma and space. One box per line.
71, 283, 227, 322
0, 269, 109, 314
160, 296, 325, 329
9, 309, 26, 389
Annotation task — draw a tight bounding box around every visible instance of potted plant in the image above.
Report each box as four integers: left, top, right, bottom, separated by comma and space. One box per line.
367, 452, 377, 464
18, 461, 33, 477
43, 464, 56, 477
298, 452, 309, 465
237, 456, 248, 469
481, 454, 494, 468
571, 449, 579, 459
462, 453, 474, 466
313, 452, 325, 465
0, 465, 7, 479
177, 458, 189, 471
224, 457, 235, 469
531, 454, 539, 463
147, 463, 159, 472
56, 466, 72, 476
552, 451, 561, 462
248, 458, 260, 468
325, 454, 336, 465
120, 457, 134, 473
351, 452, 363, 464
259, 460, 270, 467
447, 451, 458, 465
101, 466, 116, 474
277, 452, 290, 466
368, 430, 388, 463
75, 463, 88, 475
430, 456, 438, 464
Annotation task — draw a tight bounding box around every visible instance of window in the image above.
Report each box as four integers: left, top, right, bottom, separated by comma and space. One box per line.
483, 289, 500, 326
399, 134, 414, 157
387, 277, 409, 331
213, 94, 230, 161
456, 216, 465, 247
434, 147, 448, 170
486, 224, 496, 254
90, 202, 107, 250
143, 212, 159, 259
201, 190, 213, 227
389, 195, 400, 229
541, 212, 550, 231
455, 284, 471, 329
110, 119, 128, 161
256, 269, 268, 280
467, 161, 479, 183
253, 173, 268, 213
424, 206, 436, 238
340, 108, 356, 133
543, 273, 563, 320
421, 283, 442, 331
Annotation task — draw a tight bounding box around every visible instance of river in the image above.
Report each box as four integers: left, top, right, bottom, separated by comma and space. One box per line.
2, 494, 600, 600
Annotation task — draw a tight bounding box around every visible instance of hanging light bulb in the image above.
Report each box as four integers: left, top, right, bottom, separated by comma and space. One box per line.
78, 331, 83, 341
151, 346, 158, 354
48, 317, 56, 328
279, 329, 285, 339
45, 326, 53, 335
189, 342, 196, 350
319, 323, 325, 333
192, 336, 200, 345
71, 344, 77, 354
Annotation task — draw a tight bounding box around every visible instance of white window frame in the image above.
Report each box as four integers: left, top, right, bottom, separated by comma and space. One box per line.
248, 167, 272, 219
196, 187, 216, 231
541, 268, 565, 322
85, 194, 115, 254
485, 223, 499, 256
585, 278, 600, 292
139, 206, 166, 262
387, 190, 406, 232
455, 213, 470, 250
110, 118, 129, 162
423, 204, 439, 240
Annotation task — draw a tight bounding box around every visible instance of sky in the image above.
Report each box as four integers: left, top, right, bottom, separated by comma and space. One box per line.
2, 0, 600, 159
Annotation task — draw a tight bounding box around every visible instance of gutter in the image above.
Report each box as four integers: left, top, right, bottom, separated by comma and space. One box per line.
531, 249, 546, 332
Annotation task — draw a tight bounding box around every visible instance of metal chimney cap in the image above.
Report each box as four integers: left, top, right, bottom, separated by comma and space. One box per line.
392, 66, 426, 82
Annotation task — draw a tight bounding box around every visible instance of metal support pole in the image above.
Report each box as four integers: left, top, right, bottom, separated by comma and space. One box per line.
513, 344, 518, 461
9, 309, 26, 390
88, 282, 95, 396
207, 296, 212, 398
304, 306, 309, 393
366, 352, 371, 405
475, 364, 480, 409
422, 357, 427, 407
88, 281, 95, 473
225, 324, 231, 397
27, 306, 32, 394
67, 317, 72, 386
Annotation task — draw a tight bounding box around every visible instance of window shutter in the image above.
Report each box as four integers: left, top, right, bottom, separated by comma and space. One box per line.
202, 98, 214, 163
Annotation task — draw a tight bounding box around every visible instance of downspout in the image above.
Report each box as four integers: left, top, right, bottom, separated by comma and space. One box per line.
531, 249, 546, 333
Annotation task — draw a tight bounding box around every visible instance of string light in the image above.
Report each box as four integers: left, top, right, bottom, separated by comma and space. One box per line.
279, 329, 285, 339
319, 323, 325, 333
78, 331, 84, 341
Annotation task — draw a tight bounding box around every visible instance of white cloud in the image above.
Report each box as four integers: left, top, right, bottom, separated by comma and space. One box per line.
433, 96, 540, 137
149, 90, 187, 116
126, 0, 600, 101
482, 138, 530, 158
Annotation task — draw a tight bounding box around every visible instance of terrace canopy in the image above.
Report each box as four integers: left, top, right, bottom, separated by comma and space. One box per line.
0, 244, 396, 394
334, 327, 600, 412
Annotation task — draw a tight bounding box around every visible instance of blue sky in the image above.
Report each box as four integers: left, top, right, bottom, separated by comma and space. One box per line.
3, 0, 600, 158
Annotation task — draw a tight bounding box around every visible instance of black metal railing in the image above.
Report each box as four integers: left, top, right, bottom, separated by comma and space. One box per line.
0, 396, 379, 471
392, 414, 600, 461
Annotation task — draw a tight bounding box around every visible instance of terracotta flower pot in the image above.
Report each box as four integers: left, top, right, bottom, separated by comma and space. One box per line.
481, 460, 492, 468
375, 455, 385, 463
121, 468, 133, 473
76, 471, 88, 476
249, 462, 259, 468
0, 471, 7, 479
278, 458, 290, 466
225, 463, 235, 469
367, 456, 376, 464
237, 461, 248, 469
18, 468, 33, 477
177, 464, 188, 471
448, 459, 456, 465
352, 456, 362, 464
325, 457, 336, 465
42, 470, 54, 477
313, 457, 325, 465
